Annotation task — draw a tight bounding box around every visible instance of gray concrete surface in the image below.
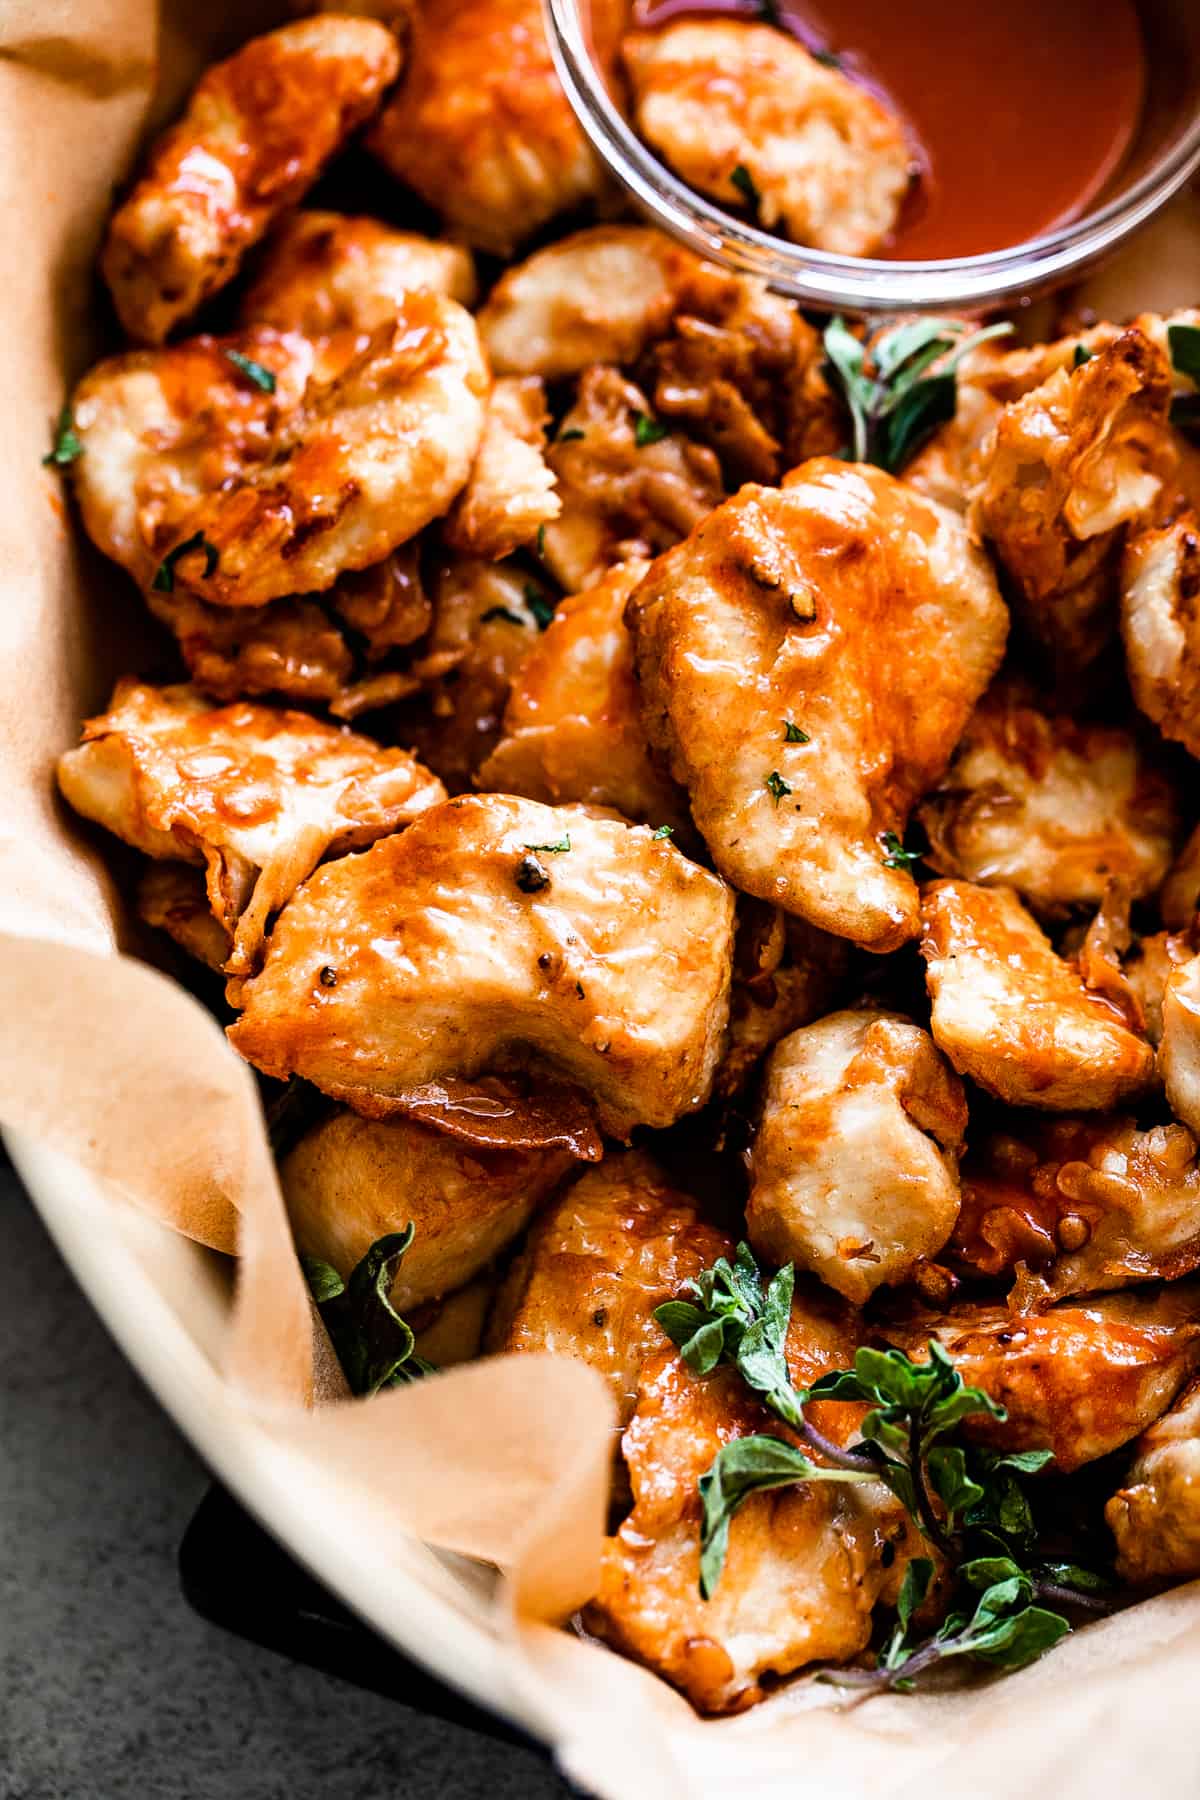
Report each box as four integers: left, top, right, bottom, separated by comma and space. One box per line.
0, 1152, 572, 1800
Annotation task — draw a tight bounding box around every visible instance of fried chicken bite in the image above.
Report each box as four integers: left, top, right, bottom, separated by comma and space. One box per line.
917, 680, 1179, 916
1159, 953, 1200, 1139
920, 880, 1154, 1111
952, 1113, 1200, 1303
478, 226, 699, 380
541, 366, 724, 595
747, 1011, 966, 1305
442, 377, 560, 561
626, 460, 1008, 952
102, 18, 401, 344
475, 559, 691, 833
972, 328, 1175, 675
280, 1107, 572, 1309
398, 557, 545, 790
1107, 1374, 1200, 1584
1121, 508, 1200, 758
716, 904, 849, 1098
622, 21, 909, 256
136, 861, 231, 972
228, 794, 736, 1137
366, 0, 607, 257
68, 304, 487, 608
239, 211, 477, 332
57, 680, 445, 976
148, 591, 356, 709
485, 1150, 731, 1434
478, 224, 840, 483
590, 1296, 928, 1713
887, 1286, 1200, 1472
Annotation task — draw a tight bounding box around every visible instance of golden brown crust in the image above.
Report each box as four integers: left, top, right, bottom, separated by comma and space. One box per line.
102, 18, 401, 343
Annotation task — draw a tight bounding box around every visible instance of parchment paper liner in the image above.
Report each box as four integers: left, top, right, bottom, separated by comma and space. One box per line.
4, 6, 1200, 1791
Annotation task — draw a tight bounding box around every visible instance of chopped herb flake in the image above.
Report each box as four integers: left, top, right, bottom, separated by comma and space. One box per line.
224, 349, 277, 393
1073, 343, 1093, 368
557, 427, 585, 444
151, 530, 220, 594
523, 583, 556, 629
42, 405, 84, 468
782, 720, 810, 743
881, 830, 921, 869
633, 410, 669, 447
729, 163, 761, 214
765, 771, 792, 805
524, 834, 571, 854
652, 824, 675, 840
480, 604, 526, 626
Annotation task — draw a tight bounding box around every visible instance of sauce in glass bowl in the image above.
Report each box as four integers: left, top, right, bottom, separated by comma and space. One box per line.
630, 0, 1148, 259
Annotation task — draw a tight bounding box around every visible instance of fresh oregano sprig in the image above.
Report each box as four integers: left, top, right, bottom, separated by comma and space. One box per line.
303, 1225, 436, 1397
654, 1243, 1110, 1690
822, 315, 1014, 472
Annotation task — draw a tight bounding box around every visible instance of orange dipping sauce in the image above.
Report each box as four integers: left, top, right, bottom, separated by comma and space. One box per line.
630, 0, 1148, 259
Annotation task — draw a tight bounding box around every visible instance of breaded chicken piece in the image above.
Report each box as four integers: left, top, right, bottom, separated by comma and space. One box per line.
478, 226, 700, 380
1124, 931, 1195, 1046
1163, 826, 1200, 933
228, 794, 736, 1137
622, 21, 909, 256
478, 225, 840, 482
889, 1286, 1200, 1471
68, 304, 487, 608
541, 366, 724, 595
102, 18, 401, 344
716, 904, 849, 1098
920, 880, 1154, 1111
475, 560, 690, 832
136, 862, 231, 972
57, 680, 445, 976
952, 1113, 1200, 1302
1121, 509, 1200, 757
917, 679, 1179, 916
1159, 953, 1200, 1139
280, 1107, 572, 1309
367, 0, 607, 257
239, 211, 477, 332
443, 377, 560, 560
485, 1150, 731, 1433
904, 326, 1119, 513
399, 557, 545, 790
149, 591, 356, 709
748, 1011, 966, 1305
626, 460, 1008, 952
972, 328, 1175, 673
590, 1302, 928, 1713
1107, 1375, 1200, 1584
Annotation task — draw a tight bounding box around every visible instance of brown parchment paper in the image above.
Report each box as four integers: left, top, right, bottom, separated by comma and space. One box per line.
3, 6, 1200, 1792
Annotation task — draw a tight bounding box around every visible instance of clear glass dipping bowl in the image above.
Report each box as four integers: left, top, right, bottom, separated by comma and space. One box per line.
543, 0, 1200, 313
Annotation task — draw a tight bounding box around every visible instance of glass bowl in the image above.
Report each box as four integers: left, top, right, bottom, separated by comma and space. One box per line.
543, 0, 1200, 313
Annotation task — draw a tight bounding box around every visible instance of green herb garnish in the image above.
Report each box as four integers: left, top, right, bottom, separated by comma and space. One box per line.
523, 583, 556, 629
524, 834, 571, 854
224, 348, 277, 393
729, 163, 761, 215
151, 530, 220, 593
42, 405, 84, 467
812, 46, 844, 68
652, 824, 674, 840
633, 410, 669, 447
303, 1225, 435, 1397
782, 720, 810, 743
1168, 323, 1200, 434
823, 315, 1014, 473
765, 771, 792, 805
1073, 342, 1093, 368
557, 427, 585, 444
881, 830, 921, 869
654, 1244, 1110, 1692
536, 522, 547, 557
481, 605, 527, 627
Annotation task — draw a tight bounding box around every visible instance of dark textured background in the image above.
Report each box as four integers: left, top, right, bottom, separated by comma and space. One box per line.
0, 1150, 572, 1800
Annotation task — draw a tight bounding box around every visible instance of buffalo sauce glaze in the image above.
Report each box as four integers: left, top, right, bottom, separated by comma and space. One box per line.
630, 0, 1147, 258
